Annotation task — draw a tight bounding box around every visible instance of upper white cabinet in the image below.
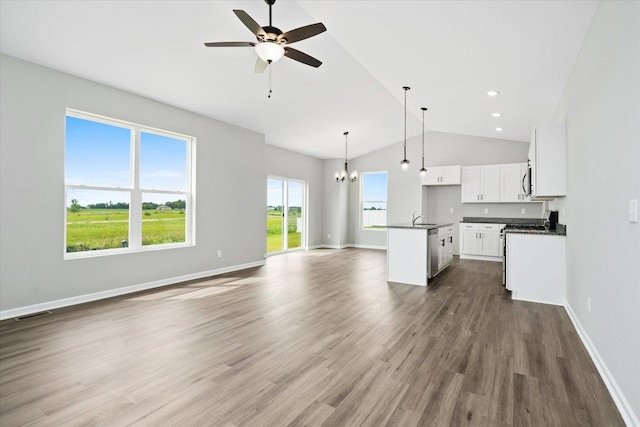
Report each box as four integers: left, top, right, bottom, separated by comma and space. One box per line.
461, 165, 500, 202
529, 123, 567, 199
421, 165, 461, 186
500, 163, 528, 202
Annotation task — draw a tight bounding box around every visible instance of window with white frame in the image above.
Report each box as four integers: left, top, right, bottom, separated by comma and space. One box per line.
65, 110, 195, 257
361, 171, 388, 229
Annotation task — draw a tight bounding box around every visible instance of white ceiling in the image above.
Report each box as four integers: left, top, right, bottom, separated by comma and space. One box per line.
0, 1, 597, 159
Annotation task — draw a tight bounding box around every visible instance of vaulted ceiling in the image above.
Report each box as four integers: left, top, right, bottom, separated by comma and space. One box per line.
0, 1, 598, 159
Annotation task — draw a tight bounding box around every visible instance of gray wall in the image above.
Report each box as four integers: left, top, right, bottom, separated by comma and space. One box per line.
0, 54, 266, 313
553, 1, 640, 422
348, 132, 535, 249
265, 145, 324, 248
321, 158, 351, 248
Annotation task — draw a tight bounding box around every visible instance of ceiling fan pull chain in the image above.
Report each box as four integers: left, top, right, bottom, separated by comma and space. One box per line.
268, 65, 273, 98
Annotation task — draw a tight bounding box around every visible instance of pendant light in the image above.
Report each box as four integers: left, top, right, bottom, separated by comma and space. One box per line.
335, 131, 357, 183
420, 107, 428, 177
400, 86, 410, 169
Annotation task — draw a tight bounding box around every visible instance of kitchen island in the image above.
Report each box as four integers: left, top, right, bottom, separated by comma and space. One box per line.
387, 223, 454, 286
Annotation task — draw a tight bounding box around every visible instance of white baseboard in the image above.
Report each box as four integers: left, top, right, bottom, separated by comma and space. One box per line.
319, 244, 349, 249
564, 303, 639, 427
459, 254, 502, 262
317, 244, 387, 250
0, 260, 265, 321
348, 244, 386, 250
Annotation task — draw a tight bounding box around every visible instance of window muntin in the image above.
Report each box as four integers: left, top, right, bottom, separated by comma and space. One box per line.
361, 172, 388, 229
65, 110, 194, 257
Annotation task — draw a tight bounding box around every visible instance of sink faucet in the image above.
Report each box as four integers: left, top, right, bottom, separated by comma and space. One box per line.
411, 211, 423, 226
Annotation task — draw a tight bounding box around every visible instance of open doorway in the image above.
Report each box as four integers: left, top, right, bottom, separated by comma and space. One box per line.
267, 177, 305, 255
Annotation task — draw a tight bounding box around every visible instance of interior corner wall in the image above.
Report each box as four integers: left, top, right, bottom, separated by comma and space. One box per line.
0, 54, 267, 314
265, 145, 324, 248
348, 132, 531, 249
556, 1, 640, 424
321, 159, 349, 248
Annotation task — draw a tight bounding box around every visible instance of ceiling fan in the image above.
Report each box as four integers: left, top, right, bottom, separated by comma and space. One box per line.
204, 0, 326, 73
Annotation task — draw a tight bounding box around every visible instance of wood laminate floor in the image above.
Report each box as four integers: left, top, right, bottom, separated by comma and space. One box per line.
0, 249, 624, 426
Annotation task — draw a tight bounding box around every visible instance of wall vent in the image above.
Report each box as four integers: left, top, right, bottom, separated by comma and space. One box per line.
14, 311, 52, 321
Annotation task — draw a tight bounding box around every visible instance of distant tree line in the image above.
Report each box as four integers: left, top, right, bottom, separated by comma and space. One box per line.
68, 198, 186, 211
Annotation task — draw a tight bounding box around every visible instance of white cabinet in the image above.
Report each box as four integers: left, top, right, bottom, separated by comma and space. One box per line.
437, 226, 454, 271
500, 163, 528, 202
461, 165, 500, 202
421, 165, 461, 186
506, 233, 566, 305
459, 223, 503, 260
529, 123, 566, 199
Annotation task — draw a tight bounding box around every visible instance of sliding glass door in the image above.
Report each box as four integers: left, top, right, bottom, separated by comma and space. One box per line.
267, 177, 305, 254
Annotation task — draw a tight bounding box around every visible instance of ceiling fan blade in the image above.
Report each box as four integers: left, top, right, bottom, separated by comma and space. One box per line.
284, 47, 322, 68
278, 23, 326, 44
233, 9, 266, 39
254, 58, 268, 74
204, 41, 256, 47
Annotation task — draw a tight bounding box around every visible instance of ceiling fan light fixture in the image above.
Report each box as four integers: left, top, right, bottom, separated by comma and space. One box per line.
255, 42, 285, 63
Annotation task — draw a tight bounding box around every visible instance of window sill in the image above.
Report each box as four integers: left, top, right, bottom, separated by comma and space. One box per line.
64, 242, 194, 260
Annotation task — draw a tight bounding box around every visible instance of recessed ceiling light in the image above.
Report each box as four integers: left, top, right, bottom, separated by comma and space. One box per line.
487, 90, 500, 97
492, 112, 502, 118
495, 127, 504, 132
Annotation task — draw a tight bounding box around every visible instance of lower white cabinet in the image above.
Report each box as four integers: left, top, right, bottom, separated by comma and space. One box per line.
459, 223, 503, 260
506, 233, 566, 305
437, 226, 454, 271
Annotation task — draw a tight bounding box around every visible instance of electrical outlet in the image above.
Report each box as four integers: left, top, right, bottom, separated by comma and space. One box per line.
328, 233, 331, 239
449, 208, 454, 214
217, 250, 222, 258
587, 297, 591, 314
521, 208, 526, 214
484, 208, 489, 214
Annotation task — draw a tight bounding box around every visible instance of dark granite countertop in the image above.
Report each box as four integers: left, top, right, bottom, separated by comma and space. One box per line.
505, 224, 567, 236
462, 217, 567, 235
387, 222, 454, 230
462, 217, 545, 225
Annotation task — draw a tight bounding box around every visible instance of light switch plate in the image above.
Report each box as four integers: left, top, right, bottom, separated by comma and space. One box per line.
484, 208, 489, 214
449, 208, 454, 214
630, 199, 638, 223
521, 208, 526, 214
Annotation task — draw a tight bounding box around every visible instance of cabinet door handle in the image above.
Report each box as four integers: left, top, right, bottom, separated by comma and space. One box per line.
449, 236, 453, 243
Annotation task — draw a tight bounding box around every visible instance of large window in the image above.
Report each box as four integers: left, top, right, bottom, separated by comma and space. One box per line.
361, 171, 387, 229
65, 110, 195, 257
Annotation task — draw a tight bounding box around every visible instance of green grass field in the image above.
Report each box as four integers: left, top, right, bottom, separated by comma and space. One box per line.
66, 209, 185, 252
67, 208, 300, 253
267, 211, 301, 253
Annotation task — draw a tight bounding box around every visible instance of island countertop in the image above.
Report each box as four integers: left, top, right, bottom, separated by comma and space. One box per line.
386, 222, 454, 230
